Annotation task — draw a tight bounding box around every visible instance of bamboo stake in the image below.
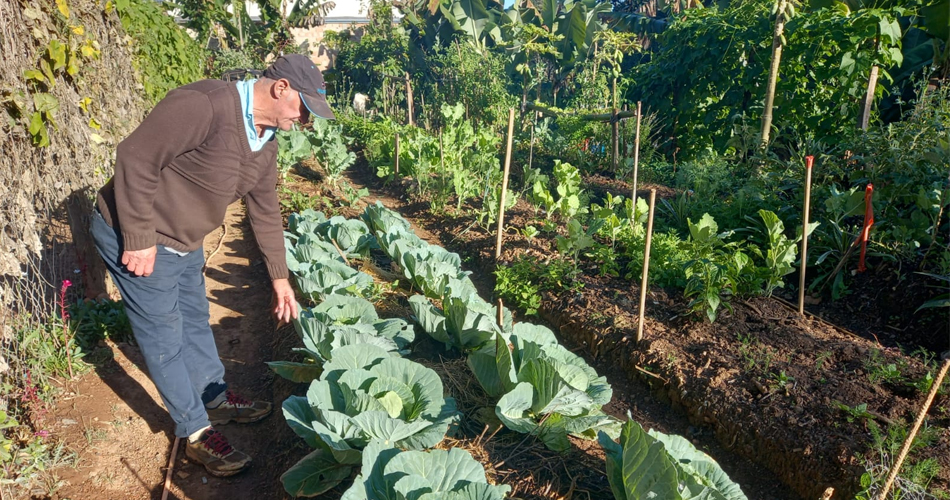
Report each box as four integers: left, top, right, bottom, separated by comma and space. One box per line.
497, 299, 504, 328
636, 190, 657, 343
394, 133, 400, 175
611, 78, 619, 172
876, 358, 950, 500
495, 108, 516, 260
405, 72, 414, 127
161, 437, 181, 500
631, 101, 642, 213
798, 155, 814, 315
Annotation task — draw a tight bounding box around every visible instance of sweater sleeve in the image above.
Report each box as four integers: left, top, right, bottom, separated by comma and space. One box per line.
113, 89, 214, 251
245, 159, 289, 280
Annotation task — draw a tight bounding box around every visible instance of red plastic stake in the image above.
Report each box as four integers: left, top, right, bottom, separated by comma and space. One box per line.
857, 184, 874, 273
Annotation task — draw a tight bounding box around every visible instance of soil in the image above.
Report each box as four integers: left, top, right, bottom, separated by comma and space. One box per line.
43, 204, 308, 500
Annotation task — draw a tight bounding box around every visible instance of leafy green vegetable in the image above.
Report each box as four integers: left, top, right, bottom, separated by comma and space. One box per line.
598, 419, 748, 500
340, 439, 511, 500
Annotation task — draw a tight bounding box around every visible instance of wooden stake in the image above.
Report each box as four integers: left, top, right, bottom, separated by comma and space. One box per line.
798, 156, 814, 315
495, 108, 516, 260
405, 72, 414, 127
631, 102, 642, 211
394, 133, 400, 175
497, 298, 504, 328
636, 189, 657, 343
611, 78, 619, 172
876, 358, 950, 500
161, 437, 181, 500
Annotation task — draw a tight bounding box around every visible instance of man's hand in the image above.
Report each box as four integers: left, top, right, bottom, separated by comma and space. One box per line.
272, 278, 298, 325
121, 247, 157, 277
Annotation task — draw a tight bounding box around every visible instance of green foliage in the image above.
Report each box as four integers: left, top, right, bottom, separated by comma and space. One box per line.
68, 299, 133, 348
630, 0, 911, 158
494, 255, 579, 315
13, 2, 102, 147
207, 48, 264, 79
280, 345, 460, 495
340, 439, 511, 500
856, 420, 945, 500
168, 0, 300, 63
311, 119, 357, 185
277, 122, 356, 184
598, 418, 748, 500
423, 42, 517, 130
115, 0, 205, 104
277, 128, 317, 181
468, 329, 620, 452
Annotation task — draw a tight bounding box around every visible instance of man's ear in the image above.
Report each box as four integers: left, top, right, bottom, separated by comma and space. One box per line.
272, 78, 291, 99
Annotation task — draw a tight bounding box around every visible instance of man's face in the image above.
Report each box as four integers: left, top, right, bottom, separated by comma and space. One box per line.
276, 85, 310, 131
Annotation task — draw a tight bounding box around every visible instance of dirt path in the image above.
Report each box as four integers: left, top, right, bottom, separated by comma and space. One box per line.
49, 204, 304, 500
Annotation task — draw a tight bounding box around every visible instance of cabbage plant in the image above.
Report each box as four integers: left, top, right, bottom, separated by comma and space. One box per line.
469, 325, 620, 452
598, 418, 748, 500
362, 201, 412, 235
341, 439, 511, 500
410, 295, 502, 352
281, 344, 460, 497
267, 299, 414, 383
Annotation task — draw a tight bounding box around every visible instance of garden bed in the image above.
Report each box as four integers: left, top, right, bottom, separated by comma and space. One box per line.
304, 159, 950, 500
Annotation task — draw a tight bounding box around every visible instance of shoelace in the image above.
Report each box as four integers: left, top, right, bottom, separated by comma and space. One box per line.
202, 429, 234, 457
225, 390, 252, 407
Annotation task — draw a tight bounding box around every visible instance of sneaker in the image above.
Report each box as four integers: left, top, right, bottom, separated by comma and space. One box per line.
206, 390, 272, 425
184, 428, 251, 477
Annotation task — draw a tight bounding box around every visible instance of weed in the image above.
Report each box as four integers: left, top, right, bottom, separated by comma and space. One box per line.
339, 180, 369, 207
83, 427, 108, 444
865, 349, 906, 385
834, 401, 874, 424
856, 421, 944, 500
69, 298, 132, 349
279, 185, 319, 214
494, 256, 581, 315
769, 370, 794, 392
815, 351, 833, 372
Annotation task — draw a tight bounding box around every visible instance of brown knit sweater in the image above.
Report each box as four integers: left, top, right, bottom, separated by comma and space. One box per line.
97, 80, 289, 280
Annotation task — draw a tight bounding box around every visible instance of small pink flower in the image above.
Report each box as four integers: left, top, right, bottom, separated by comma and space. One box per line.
62, 280, 72, 288
34, 430, 49, 438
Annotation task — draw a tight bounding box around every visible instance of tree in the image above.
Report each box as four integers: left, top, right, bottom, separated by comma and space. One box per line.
760, 0, 796, 151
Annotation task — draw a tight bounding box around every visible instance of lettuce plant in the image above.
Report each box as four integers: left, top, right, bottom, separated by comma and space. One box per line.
341, 439, 511, 500
598, 418, 748, 500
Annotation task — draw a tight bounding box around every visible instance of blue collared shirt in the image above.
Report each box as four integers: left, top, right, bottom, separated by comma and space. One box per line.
236, 79, 274, 152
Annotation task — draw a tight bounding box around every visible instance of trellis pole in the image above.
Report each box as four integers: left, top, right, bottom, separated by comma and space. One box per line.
394, 133, 400, 175
798, 155, 814, 315
631, 101, 642, 213
611, 78, 619, 172
404, 72, 414, 127
636, 189, 657, 343
495, 108, 516, 260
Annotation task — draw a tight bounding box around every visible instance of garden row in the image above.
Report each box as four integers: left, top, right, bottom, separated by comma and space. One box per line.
324, 161, 949, 500
270, 202, 750, 499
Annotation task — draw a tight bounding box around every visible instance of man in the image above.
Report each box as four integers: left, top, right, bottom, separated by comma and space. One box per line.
91, 55, 334, 476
